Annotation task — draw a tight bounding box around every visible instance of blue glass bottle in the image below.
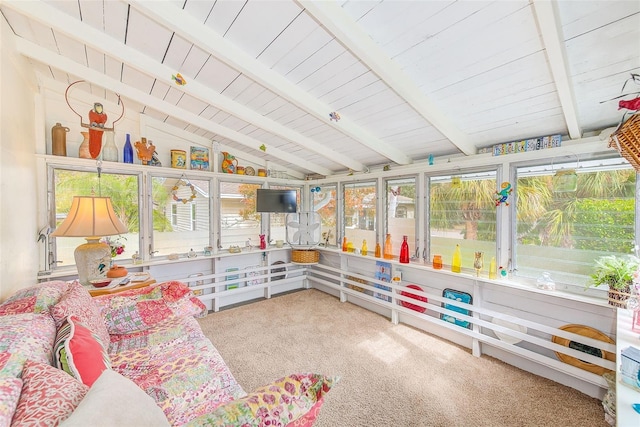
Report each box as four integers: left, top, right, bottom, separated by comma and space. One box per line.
123, 133, 133, 164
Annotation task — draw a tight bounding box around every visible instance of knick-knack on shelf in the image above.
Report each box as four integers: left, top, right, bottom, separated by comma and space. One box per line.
78, 131, 91, 159
384, 234, 393, 260
123, 133, 133, 164
452, 244, 461, 273
102, 131, 118, 162
399, 235, 410, 263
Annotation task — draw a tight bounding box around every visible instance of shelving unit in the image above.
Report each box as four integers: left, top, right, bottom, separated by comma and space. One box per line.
306, 248, 617, 400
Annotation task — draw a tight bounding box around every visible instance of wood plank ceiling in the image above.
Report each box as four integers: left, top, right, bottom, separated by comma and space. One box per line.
1, 0, 639, 177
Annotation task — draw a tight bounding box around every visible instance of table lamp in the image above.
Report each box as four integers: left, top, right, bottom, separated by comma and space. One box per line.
51, 196, 128, 285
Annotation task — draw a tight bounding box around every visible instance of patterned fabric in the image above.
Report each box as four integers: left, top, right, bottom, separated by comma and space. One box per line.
94, 281, 207, 335
0, 281, 69, 316
0, 377, 22, 427
109, 315, 246, 426
0, 313, 56, 376
12, 360, 88, 427
51, 280, 111, 346
184, 373, 338, 427
53, 316, 111, 387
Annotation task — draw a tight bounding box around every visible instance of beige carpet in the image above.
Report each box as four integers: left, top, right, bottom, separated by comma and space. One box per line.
197, 289, 608, 427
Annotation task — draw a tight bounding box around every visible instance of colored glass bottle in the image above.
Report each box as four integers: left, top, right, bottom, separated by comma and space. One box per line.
342, 237, 347, 252
374, 242, 381, 258
432, 254, 443, 269
259, 234, 266, 250
123, 133, 134, 164
399, 235, 410, 263
489, 257, 497, 279
451, 244, 461, 273
361, 240, 368, 256
383, 234, 393, 260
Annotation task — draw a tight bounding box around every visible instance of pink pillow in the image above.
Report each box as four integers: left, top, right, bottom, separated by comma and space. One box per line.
53, 316, 111, 387
12, 360, 88, 426
51, 281, 110, 346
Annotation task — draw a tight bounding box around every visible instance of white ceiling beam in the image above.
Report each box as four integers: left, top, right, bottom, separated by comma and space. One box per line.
299, 0, 476, 156
2, 0, 350, 173
129, 0, 413, 166
531, 0, 582, 139
14, 37, 332, 176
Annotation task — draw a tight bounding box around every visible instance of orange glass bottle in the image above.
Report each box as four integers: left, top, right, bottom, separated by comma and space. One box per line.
383, 234, 393, 260
342, 237, 347, 252
374, 242, 381, 258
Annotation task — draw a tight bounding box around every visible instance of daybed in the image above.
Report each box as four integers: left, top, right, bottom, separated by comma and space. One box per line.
0, 280, 337, 426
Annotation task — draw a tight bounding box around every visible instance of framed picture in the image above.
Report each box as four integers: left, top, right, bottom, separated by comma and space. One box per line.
190, 146, 209, 171
440, 288, 473, 329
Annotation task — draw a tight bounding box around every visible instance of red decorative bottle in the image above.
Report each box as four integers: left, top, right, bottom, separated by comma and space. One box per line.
259, 234, 266, 250
399, 235, 410, 263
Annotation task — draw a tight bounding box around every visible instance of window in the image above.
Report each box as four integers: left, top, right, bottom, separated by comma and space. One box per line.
314, 184, 337, 247
343, 181, 377, 249
151, 177, 210, 256
514, 157, 636, 286
269, 185, 301, 244
51, 168, 140, 268
220, 181, 262, 248
429, 170, 497, 270
386, 177, 416, 259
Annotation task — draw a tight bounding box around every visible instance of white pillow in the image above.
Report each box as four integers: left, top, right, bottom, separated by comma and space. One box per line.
60, 370, 169, 427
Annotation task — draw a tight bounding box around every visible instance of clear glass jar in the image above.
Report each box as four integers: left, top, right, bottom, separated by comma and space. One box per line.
536, 272, 555, 291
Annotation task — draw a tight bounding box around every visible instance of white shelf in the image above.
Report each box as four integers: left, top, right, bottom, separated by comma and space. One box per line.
616, 309, 640, 426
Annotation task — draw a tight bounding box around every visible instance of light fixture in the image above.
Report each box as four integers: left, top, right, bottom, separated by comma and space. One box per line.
51, 196, 127, 285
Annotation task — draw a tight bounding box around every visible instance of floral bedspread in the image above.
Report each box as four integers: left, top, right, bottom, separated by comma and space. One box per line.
109, 315, 246, 426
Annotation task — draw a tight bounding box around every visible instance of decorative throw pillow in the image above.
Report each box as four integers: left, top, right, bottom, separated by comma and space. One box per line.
0, 377, 22, 427
53, 315, 111, 387
51, 280, 111, 346
184, 373, 339, 427
60, 370, 169, 427
12, 360, 88, 426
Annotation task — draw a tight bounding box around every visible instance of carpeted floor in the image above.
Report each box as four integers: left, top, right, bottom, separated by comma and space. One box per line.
197, 289, 609, 427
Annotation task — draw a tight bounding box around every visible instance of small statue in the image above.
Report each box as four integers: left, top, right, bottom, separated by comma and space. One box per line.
88, 102, 107, 159
134, 138, 155, 165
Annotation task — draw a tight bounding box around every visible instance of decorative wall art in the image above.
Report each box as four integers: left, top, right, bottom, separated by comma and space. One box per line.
190, 147, 210, 171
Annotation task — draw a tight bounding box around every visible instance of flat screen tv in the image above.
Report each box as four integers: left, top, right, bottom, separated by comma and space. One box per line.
256, 189, 297, 213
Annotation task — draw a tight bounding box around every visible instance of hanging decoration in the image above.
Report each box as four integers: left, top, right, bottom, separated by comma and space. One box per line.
65, 81, 125, 159
259, 144, 267, 152
329, 111, 341, 122
172, 179, 197, 204
172, 73, 187, 86
494, 182, 512, 206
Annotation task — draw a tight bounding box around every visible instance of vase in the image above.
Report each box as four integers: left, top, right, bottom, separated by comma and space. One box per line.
102, 131, 118, 162
51, 122, 69, 156
78, 131, 91, 159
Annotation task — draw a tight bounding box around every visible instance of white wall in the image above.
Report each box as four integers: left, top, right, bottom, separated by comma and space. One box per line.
0, 15, 40, 300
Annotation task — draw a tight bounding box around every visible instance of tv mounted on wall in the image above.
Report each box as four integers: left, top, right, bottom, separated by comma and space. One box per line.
256, 189, 297, 213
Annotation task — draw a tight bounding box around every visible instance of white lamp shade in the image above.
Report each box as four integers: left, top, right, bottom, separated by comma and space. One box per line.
51, 196, 128, 238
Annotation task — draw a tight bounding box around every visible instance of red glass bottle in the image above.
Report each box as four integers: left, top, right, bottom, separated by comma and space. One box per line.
259, 234, 266, 250
399, 235, 410, 263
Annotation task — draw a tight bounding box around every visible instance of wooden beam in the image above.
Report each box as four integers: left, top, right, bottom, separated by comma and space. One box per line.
299, 0, 476, 156
129, 0, 413, 165
531, 0, 582, 139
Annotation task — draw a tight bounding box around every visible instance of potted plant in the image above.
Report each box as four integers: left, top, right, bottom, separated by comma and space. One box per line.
588, 254, 639, 308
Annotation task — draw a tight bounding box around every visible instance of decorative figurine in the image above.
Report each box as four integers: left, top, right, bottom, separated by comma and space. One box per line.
88, 102, 107, 158
329, 111, 341, 122
495, 182, 513, 206
134, 138, 155, 165
172, 73, 187, 86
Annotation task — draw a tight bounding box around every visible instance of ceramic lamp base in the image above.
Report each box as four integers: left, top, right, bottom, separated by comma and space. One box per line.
74, 238, 111, 286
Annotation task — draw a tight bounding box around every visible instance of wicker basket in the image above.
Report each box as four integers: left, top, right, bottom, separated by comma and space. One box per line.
608, 288, 632, 308
609, 113, 640, 172
291, 249, 319, 264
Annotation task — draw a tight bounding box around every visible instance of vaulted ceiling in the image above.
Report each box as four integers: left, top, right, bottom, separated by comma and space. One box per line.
2, 0, 639, 177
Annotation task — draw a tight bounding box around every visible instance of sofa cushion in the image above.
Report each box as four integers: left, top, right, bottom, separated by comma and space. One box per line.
51, 280, 111, 346
59, 370, 169, 427
184, 373, 339, 427
54, 315, 111, 387
0, 377, 22, 427
95, 281, 207, 335
12, 360, 88, 427
0, 313, 57, 377
0, 281, 69, 316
